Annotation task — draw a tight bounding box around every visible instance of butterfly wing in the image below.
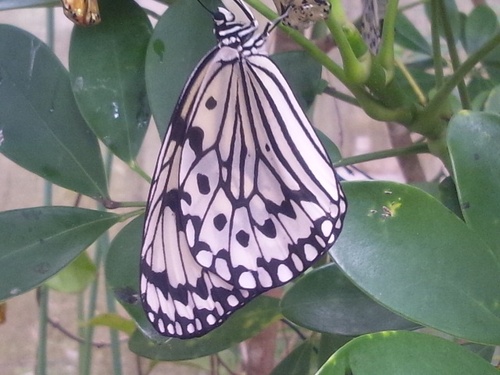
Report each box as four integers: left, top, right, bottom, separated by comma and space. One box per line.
141, 49, 256, 339
178, 48, 347, 292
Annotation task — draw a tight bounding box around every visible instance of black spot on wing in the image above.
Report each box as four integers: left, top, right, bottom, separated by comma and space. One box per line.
214, 213, 227, 231
259, 218, 276, 238
197, 173, 211, 194
169, 116, 187, 143
162, 189, 180, 211
236, 230, 250, 247
205, 96, 217, 110
187, 127, 204, 156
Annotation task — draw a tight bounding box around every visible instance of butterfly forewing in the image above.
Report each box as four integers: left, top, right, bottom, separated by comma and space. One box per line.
178, 50, 346, 292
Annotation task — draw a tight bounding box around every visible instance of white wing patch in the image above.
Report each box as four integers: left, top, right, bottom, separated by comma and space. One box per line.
361, 0, 387, 53
141, 2, 347, 339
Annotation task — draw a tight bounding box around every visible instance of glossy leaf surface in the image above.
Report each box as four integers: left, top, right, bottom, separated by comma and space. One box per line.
69, 0, 152, 163
0, 25, 108, 199
332, 181, 500, 345
0, 206, 119, 300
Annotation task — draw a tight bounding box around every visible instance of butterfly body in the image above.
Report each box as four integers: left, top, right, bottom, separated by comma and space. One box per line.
141, 1, 346, 339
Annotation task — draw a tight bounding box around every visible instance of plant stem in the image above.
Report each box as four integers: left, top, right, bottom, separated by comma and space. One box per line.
243, 0, 347, 83
437, 0, 470, 109
103, 231, 123, 375
430, 0, 444, 87
323, 86, 359, 106
376, 0, 398, 75
36, 287, 49, 375
334, 142, 429, 167
37, 10, 55, 375
417, 31, 500, 131
130, 160, 151, 183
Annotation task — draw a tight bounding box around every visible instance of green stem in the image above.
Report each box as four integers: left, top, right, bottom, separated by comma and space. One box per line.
81, 151, 114, 375
437, 0, 470, 109
325, 0, 370, 83
102, 230, 123, 375
323, 86, 359, 106
430, 0, 443, 87
118, 208, 146, 222
334, 142, 429, 167
130, 160, 151, 183
376, 0, 398, 75
244, 0, 347, 83
36, 287, 49, 375
37, 10, 55, 375
417, 31, 500, 132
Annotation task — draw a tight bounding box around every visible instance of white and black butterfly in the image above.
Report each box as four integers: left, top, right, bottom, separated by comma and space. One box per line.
140, 0, 347, 339
361, 0, 386, 53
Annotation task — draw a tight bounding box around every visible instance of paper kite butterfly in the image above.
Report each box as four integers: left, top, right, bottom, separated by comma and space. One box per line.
140, 0, 347, 339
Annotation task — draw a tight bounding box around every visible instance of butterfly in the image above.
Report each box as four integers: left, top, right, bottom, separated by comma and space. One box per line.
273, 0, 331, 30
61, 0, 101, 26
140, 0, 347, 339
361, 0, 386, 53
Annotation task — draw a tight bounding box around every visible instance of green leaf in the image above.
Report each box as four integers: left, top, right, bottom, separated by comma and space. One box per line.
484, 85, 500, 113
395, 12, 431, 55
271, 339, 317, 375
438, 176, 463, 219
0, 25, 109, 199
88, 313, 136, 335
317, 130, 342, 163
0, 206, 119, 300
332, 181, 500, 345
281, 265, 418, 336
448, 111, 500, 254
464, 5, 499, 55
316, 331, 499, 375
45, 251, 96, 293
145, 0, 216, 136
129, 296, 281, 361
105, 216, 152, 335
271, 51, 323, 110
69, 0, 152, 163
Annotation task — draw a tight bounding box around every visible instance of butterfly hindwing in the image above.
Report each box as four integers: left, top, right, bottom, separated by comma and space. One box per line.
141, 49, 256, 338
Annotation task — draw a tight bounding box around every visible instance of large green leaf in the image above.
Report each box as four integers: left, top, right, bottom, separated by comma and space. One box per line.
395, 12, 431, 55
448, 111, 500, 253
463, 5, 498, 55
331, 181, 500, 345
271, 339, 317, 375
106, 216, 281, 359
271, 51, 323, 110
0, 206, 119, 300
69, 0, 152, 163
316, 331, 498, 375
281, 265, 418, 336
145, 0, 217, 136
0, 25, 108, 199
129, 296, 281, 361
105, 216, 154, 337
45, 251, 96, 293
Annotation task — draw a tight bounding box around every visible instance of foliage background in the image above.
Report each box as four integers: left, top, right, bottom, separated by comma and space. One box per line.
1, 0, 499, 374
